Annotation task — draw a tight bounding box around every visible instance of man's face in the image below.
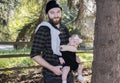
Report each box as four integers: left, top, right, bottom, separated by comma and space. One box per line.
48, 8, 62, 25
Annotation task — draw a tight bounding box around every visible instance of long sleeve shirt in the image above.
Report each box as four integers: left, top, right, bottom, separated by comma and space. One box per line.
30, 22, 70, 76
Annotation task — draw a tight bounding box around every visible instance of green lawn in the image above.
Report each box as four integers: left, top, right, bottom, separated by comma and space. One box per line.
77, 53, 93, 68
0, 49, 30, 55
0, 49, 93, 69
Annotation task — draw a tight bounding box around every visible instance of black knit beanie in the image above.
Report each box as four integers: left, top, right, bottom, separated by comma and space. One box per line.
45, 0, 62, 14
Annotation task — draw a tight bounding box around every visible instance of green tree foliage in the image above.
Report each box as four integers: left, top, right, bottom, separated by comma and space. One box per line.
0, 0, 96, 43
0, 0, 20, 41
9, 0, 42, 41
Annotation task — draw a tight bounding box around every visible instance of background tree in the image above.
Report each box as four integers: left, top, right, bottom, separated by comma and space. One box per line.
0, 0, 19, 41
91, 0, 120, 83
64, 0, 96, 49
0, 0, 96, 50
15, 0, 47, 43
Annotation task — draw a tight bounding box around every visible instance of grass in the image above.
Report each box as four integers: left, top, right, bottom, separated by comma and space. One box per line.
77, 53, 93, 68
0, 49, 30, 55
0, 57, 36, 68
0, 49, 93, 69
0, 48, 36, 68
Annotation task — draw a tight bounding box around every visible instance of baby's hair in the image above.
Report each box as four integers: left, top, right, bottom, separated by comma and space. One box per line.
70, 34, 82, 43
70, 34, 79, 37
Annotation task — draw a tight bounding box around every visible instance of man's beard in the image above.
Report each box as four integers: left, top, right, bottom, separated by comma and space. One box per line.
49, 17, 61, 25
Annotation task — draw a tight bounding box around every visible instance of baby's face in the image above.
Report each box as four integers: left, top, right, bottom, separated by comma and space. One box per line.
69, 38, 80, 48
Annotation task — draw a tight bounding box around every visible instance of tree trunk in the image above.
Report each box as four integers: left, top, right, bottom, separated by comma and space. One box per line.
91, 0, 120, 83
15, 0, 47, 42
67, 0, 73, 10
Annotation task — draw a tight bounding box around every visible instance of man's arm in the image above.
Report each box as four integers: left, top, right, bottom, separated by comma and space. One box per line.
32, 55, 62, 75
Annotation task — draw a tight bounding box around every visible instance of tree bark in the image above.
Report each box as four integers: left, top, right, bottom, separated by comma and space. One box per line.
67, 0, 73, 10
91, 0, 120, 83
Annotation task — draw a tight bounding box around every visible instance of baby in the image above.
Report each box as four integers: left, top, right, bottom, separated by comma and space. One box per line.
59, 34, 86, 83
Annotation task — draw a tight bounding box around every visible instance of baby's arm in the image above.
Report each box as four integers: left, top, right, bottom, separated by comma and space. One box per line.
76, 56, 81, 63
60, 45, 77, 52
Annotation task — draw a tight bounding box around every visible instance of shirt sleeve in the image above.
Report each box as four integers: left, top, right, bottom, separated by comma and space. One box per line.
30, 26, 48, 58
59, 24, 70, 45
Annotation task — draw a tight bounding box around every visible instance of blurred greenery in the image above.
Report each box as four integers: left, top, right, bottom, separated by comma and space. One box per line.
0, 0, 42, 41
0, 0, 95, 74
0, 49, 93, 69
77, 53, 93, 68
0, 0, 95, 42
0, 57, 36, 68
0, 49, 30, 55
0, 49, 35, 68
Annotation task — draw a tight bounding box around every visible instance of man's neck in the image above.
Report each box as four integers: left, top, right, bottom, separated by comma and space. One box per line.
56, 24, 60, 28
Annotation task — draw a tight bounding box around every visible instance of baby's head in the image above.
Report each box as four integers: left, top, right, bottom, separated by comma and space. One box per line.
69, 34, 82, 48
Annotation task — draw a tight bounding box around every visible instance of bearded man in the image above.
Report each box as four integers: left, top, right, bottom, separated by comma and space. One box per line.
30, 0, 74, 83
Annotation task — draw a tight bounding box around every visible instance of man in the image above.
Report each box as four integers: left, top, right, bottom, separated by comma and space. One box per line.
30, 0, 74, 83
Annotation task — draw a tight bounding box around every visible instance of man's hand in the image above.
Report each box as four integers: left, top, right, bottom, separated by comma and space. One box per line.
32, 56, 62, 76
51, 66, 62, 75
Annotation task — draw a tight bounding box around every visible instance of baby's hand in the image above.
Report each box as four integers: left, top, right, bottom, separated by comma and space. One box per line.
59, 57, 65, 65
